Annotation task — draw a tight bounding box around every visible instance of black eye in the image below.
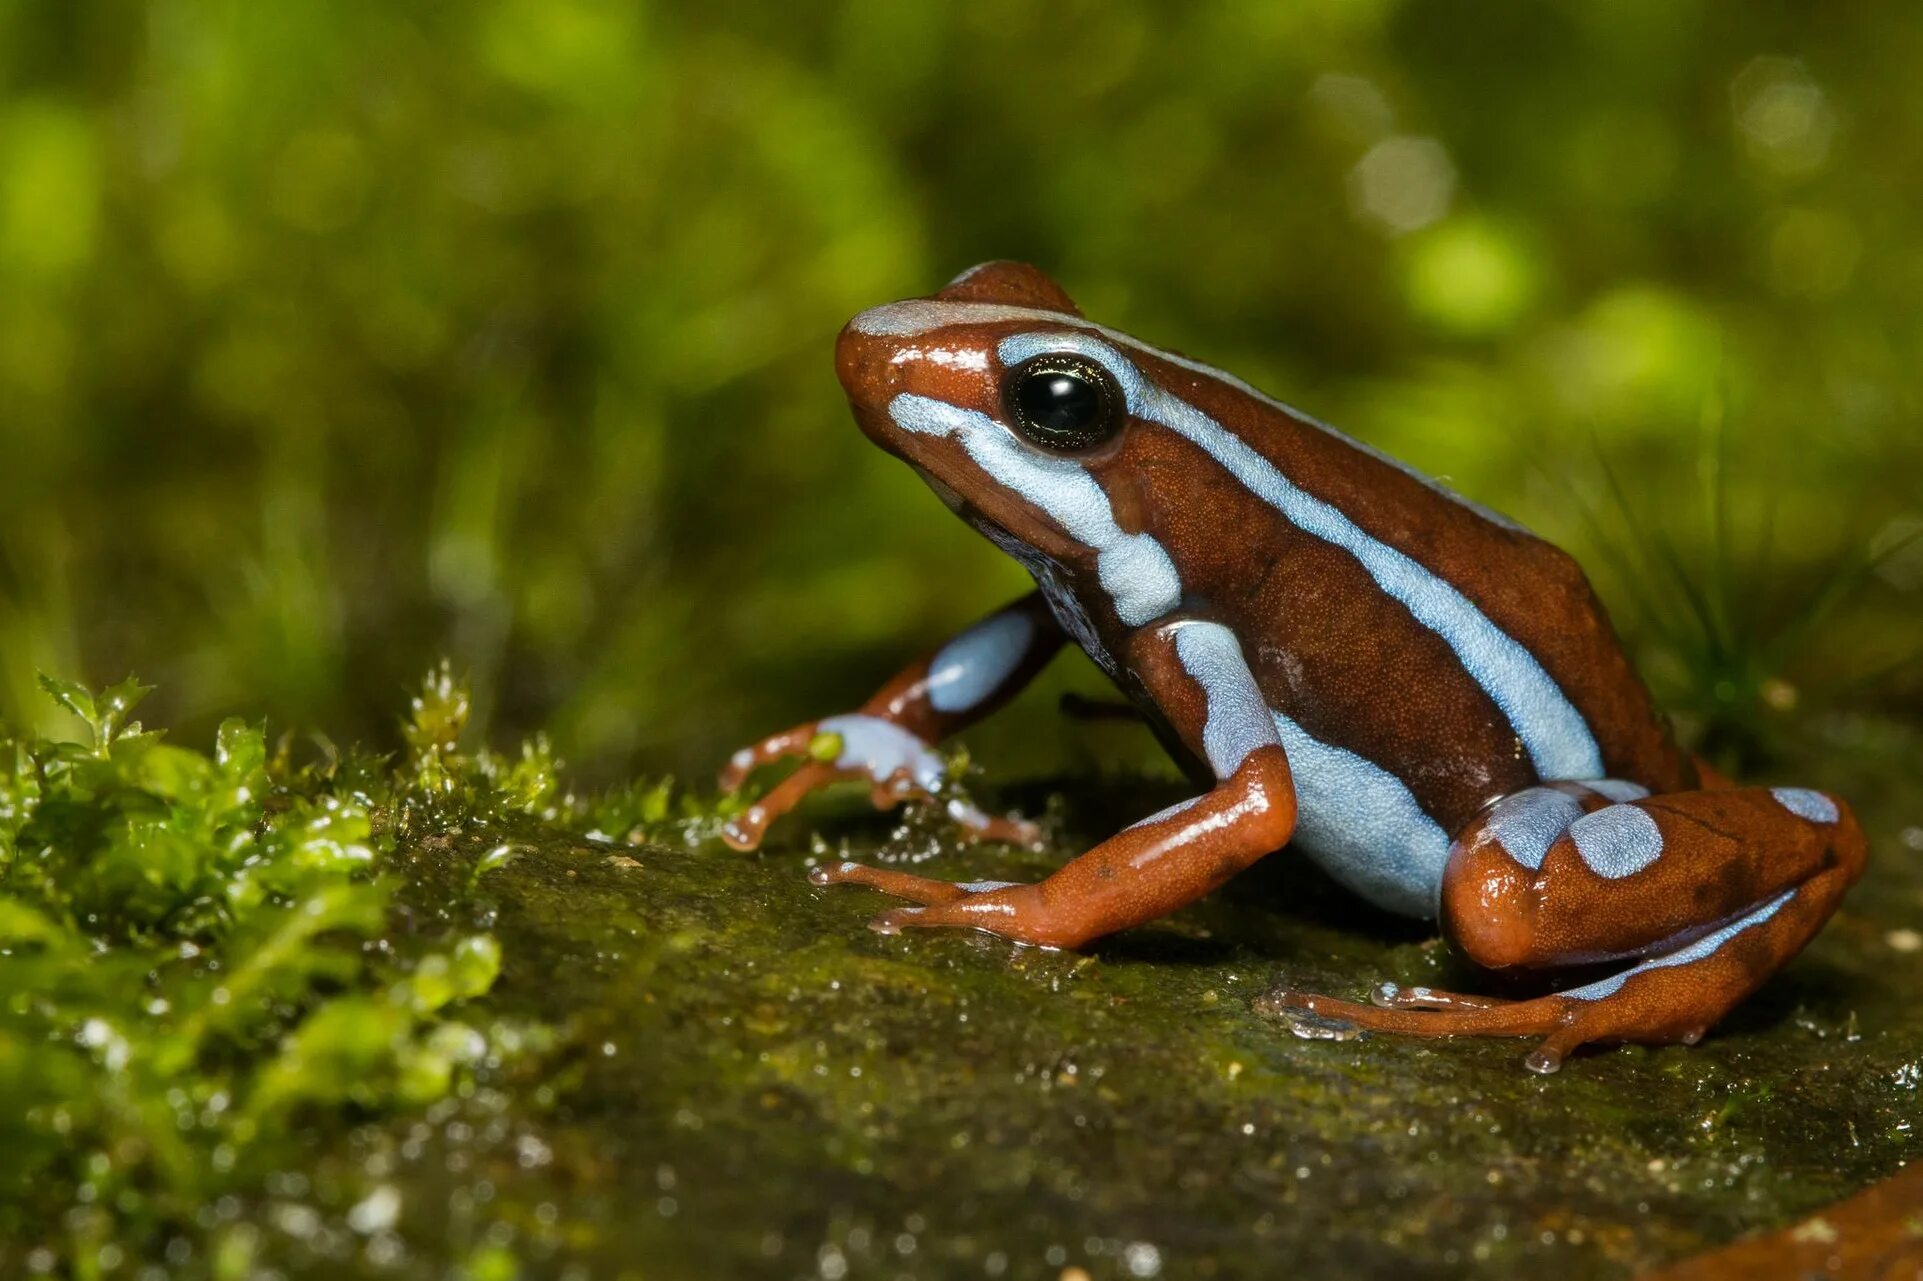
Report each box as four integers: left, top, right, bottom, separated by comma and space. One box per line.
1003, 355, 1124, 451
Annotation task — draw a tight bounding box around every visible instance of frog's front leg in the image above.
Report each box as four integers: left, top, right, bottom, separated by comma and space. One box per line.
719, 593, 1064, 850
813, 620, 1297, 949
1275, 782, 1866, 1072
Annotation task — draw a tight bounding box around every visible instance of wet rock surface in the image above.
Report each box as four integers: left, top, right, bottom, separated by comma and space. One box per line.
372, 725, 1923, 1280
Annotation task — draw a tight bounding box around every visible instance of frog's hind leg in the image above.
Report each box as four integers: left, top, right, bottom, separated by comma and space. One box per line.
1273, 782, 1865, 1072
1279, 885, 1827, 1073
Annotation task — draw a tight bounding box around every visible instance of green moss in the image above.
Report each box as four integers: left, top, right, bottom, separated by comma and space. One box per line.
0, 668, 553, 1276
6, 673, 1922, 1278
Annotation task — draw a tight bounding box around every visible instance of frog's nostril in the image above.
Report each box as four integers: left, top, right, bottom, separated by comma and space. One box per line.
835, 321, 903, 410
834, 322, 873, 387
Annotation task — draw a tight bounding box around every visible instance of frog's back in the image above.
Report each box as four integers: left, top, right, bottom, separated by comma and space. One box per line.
1120, 342, 1696, 836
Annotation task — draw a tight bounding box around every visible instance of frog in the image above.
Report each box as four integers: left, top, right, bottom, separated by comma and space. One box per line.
718, 261, 1866, 1073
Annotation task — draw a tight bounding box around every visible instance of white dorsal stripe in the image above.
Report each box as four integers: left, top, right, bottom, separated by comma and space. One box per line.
989, 332, 1604, 782
852, 298, 1526, 531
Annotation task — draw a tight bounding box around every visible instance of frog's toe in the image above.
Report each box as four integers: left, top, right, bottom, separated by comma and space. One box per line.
1367, 981, 1506, 1012
865, 892, 1068, 947
865, 772, 935, 811
1522, 1026, 1590, 1075
717, 724, 819, 792
868, 905, 925, 935
943, 797, 1043, 848
1259, 983, 1593, 1070
720, 760, 839, 851
718, 807, 773, 852
808, 860, 1000, 906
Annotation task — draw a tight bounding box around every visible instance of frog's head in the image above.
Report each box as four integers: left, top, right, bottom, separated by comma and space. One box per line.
837, 262, 1183, 626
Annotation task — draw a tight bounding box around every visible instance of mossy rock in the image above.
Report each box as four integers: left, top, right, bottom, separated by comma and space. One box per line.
374, 723, 1922, 1280
6, 677, 1920, 1279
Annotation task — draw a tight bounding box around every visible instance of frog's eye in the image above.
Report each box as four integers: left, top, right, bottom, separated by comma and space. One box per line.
1002, 354, 1125, 452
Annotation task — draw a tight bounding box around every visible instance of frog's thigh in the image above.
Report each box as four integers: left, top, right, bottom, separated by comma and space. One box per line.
1444, 783, 1864, 971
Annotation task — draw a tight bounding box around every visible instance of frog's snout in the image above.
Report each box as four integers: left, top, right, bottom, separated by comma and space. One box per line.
833, 316, 886, 405
835, 301, 1005, 464
834, 318, 906, 454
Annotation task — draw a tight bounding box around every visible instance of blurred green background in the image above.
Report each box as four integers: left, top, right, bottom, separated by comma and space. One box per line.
2, 0, 1918, 782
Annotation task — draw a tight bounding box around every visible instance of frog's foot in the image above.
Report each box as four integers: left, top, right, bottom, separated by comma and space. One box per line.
720, 758, 836, 851
810, 860, 1019, 907
1269, 876, 1837, 1073
718, 723, 821, 794
810, 861, 1065, 945
1267, 985, 1613, 1075
719, 715, 1037, 852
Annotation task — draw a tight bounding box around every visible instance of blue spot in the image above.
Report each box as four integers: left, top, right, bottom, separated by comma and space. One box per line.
1482, 789, 1584, 871
1569, 804, 1664, 879
927, 610, 1036, 714
1772, 787, 1839, 825
817, 714, 945, 792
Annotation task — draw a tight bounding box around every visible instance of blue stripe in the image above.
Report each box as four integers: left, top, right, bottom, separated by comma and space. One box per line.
997, 331, 1605, 782
890, 394, 1183, 626
1564, 889, 1796, 1001
1171, 622, 1280, 777
854, 299, 1527, 530
1269, 709, 1452, 919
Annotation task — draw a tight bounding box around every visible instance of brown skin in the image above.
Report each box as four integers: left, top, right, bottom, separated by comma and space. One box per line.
1128, 342, 1699, 796
722, 261, 1865, 1071
1109, 420, 1539, 824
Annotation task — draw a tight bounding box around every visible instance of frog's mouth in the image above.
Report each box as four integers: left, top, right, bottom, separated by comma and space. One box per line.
912, 467, 1032, 562
915, 464, 1081, 585
911, 466, 967, 515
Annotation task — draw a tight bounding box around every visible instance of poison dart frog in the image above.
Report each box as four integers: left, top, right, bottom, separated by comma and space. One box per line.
718, 261, 1865, 1073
